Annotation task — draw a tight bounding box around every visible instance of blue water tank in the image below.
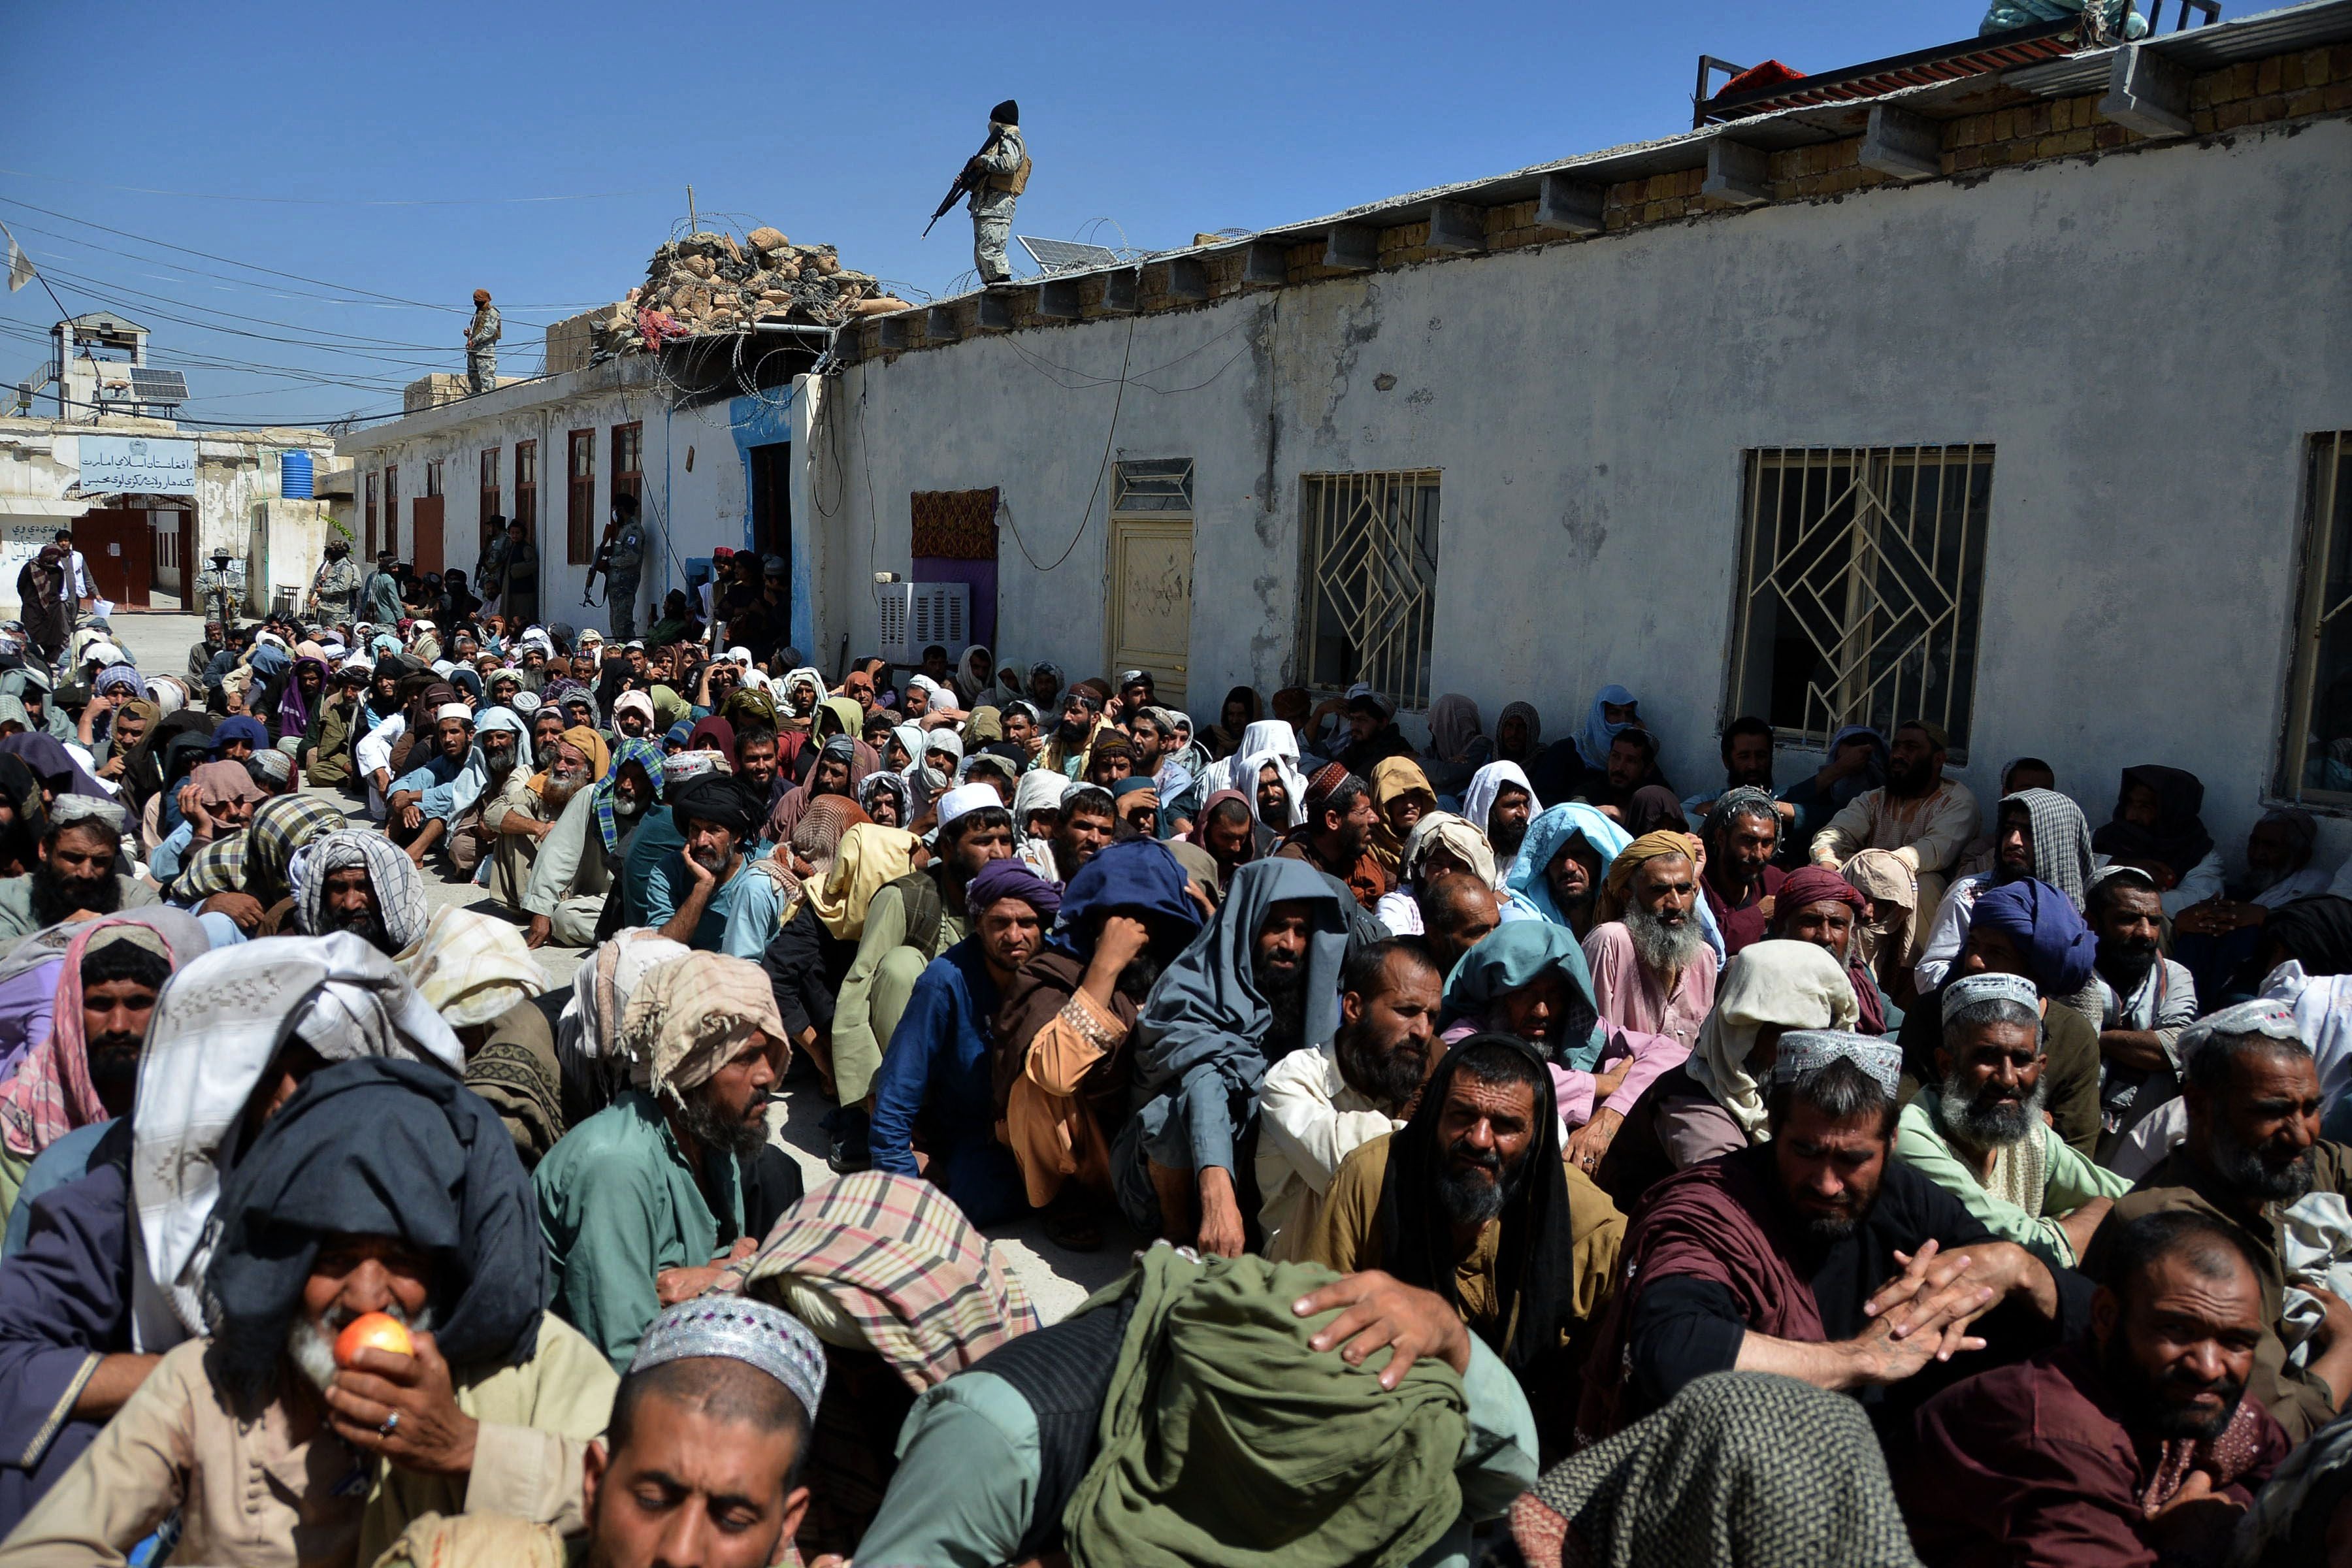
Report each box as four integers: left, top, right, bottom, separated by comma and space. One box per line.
280, 449, 314, 498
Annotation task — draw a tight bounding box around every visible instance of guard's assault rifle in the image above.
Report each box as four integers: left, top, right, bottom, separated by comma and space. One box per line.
922, 161, 980, 238
921, 127, 1009, 237
582, 534, 615, 607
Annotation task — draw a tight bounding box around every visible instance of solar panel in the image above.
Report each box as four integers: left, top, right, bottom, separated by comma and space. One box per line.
129, 367, 188, 405
1016, 237, 1121, 274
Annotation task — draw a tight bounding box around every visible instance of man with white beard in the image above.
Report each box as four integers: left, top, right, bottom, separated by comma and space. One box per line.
524, 736, 653, 949
1893, 973, 2129, 1270
1582, 831, 1718, 1053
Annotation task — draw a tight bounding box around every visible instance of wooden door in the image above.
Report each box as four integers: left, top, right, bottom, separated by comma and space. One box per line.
411, 495, 444, 579
1105, 515, 1193, 710
74, 508, 152, 608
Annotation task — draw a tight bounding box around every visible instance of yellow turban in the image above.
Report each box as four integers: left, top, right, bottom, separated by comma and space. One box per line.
1597, 829, 1701, 923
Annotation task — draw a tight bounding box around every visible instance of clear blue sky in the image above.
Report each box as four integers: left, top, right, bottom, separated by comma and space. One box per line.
1, 1, 1974, 428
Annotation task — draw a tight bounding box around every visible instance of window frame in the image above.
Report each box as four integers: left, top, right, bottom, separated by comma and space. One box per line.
1297, 468, 1443, 711
566, 428, 596, 564
2274, 431, 2352, 808
364, 470, 378, 560
384, 464, 399, 559
1724, 443, 1994, 758
479, 446, 501, 523
514, 438, 538, 540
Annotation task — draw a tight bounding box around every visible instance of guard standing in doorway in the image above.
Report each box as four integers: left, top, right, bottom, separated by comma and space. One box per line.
600, 493, 647, 640
969, 101, 1028, 286
195, 547, 242, 629
465, 288, 500, 393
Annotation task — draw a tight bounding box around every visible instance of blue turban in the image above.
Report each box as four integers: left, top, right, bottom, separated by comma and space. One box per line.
1968, 877, 2096, 997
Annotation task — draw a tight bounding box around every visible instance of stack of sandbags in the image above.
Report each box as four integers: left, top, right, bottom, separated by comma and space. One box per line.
586, 227, 911, 363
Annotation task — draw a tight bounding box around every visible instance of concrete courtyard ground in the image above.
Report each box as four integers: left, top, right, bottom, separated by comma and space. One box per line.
109, 610, 1130, 1319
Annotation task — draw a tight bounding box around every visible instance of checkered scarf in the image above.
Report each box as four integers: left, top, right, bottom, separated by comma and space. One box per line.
725, 1170, 1038, 1390
171, 794, 349, 906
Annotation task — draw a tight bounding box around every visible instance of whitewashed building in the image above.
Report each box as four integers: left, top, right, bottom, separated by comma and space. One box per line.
348, 2, 2352, 868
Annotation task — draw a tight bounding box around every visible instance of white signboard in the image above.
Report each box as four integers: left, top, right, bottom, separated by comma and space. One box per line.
77, 434, 196, 496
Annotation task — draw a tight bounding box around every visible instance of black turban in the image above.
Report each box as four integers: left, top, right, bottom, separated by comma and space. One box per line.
205, 1058, 545, 1409
671, 772, 758, 838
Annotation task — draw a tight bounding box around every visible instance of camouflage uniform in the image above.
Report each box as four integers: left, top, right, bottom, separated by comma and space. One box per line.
309, 550, 362, 625
465, 302, 501, 393
195, 559, 241, 628
606, 514, 648, 640
969, 122, 1027, 285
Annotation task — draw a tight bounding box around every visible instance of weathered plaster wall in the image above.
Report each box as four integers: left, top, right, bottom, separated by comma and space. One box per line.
823, 115, 2352, 868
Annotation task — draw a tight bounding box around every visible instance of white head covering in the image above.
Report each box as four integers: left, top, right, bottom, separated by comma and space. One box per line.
1687, 939, 1860, 1143
1462, 762, 1540, 843
129, 933, 465, 1348
935, 783, 1000, 830
780, 666, 828, 717
555, 928, 693, 1113
1216, 720, 1300, 796
1011, 768, 1071, 832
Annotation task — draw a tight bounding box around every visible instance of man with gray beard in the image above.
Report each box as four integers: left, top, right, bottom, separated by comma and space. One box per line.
1893, 973, 2130, 1271
0, 1058, 615, 1567
1583, 832, 1719, 1053
2095, 998, 2352, 1440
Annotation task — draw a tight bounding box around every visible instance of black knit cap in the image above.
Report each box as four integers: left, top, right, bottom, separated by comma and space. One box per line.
990, 99, 1019, 125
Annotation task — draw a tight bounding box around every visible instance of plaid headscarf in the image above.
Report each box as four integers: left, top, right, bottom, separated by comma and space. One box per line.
290, 828, 429, 951
1996, 787, 2096, 911
172, 793, 347, 906
726, 1169, 1037, 1388
594, 736, 666, 854
621, 951, 787, 1103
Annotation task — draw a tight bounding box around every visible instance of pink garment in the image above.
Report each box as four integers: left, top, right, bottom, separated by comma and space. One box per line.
1438, 1016, 1687, 1128
1581, 920, 1718, 1052
0, 917, 178, 1156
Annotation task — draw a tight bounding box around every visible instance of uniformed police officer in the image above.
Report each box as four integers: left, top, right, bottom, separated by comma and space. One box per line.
601, 493, 649, 640
970, 100, 1030, 286
308, 536, 362, 626
195, 547, 241, 629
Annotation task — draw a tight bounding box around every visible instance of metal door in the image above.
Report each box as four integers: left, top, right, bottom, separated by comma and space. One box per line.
73, 508, 151, 608
1105, 516, 1193, 709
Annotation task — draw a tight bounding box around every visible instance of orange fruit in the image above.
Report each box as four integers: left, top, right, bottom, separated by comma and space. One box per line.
333, 1311, 414, 1367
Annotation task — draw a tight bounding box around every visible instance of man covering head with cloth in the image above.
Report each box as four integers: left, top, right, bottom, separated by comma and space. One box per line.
291, 828, 429, 955
1118, 857, 1350, 1257
1914, 785, 2097, 994
713, 1169, 1035, 1560
534, 951, 788, 1369
3, 1056, 615, 1568
168, 792, 347, 940
858, 1247, 1539, 1568
1627, 938, 1859, 1180
868, 857, 1060, 1224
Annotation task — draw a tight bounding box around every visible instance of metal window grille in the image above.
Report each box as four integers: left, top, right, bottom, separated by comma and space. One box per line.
2278, 431, 2352, 804
1727, 444, 1993, 754
514, 439, 537, 538
1300, 469, 1442, 710
1113, 458, 1194, 514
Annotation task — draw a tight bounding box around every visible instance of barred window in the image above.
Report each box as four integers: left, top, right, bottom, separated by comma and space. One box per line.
1300, 470, 1441, 710
2278, 431, 2352, 804
1727, 444, 1993, 755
